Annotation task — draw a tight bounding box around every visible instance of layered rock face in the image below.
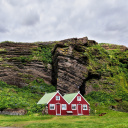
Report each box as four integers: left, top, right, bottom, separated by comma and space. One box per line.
0, 37, 97, 95
0, 42, 52, 87
1, 37, 126, 96
52, 37, 97, 95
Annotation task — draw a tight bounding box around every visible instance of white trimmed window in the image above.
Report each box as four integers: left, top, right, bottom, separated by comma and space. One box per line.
77, 96, 81, 101
83, 105, 87, 110
56, 96, 60, 100
72, 104, 76, 110
50, 104, 55, 110
62, 104, 67, 110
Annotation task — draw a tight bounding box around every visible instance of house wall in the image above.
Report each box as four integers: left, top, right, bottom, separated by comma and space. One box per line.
48, 92, 68, 115
68, 93, 89, 115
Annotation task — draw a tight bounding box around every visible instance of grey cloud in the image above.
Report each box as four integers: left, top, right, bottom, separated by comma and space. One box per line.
6, 0, 30, 6
22, 11, 40, 26
0, 0, 128, 47
0, 26, 8, 33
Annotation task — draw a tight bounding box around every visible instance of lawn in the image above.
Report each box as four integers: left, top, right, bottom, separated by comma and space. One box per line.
0, 111, 128, 128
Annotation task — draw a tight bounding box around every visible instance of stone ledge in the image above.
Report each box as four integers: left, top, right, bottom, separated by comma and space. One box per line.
0, 108, 27, 115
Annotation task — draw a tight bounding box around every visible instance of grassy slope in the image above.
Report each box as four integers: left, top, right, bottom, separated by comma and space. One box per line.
83, 43, 128, 112
0, 79, 55, 113
0, 111, 128, 128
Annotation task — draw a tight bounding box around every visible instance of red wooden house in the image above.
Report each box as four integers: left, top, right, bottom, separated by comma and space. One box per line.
63, 92, 90, 115
37, 91, 68, 115
37, 91, 90, 115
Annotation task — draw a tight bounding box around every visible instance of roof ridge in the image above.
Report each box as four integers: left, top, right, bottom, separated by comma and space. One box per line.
64, 92, 78, 96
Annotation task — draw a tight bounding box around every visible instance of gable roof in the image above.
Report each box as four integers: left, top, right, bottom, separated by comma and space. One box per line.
63, 92, 78, 104
63, 92, 90, 105
37, 92, 57, 104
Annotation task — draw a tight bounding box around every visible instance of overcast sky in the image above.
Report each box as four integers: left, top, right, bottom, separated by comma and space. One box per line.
0, 0, 128, 47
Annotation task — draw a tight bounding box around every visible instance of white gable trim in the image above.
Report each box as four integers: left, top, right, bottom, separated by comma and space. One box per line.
69, 91, 90, 105
57, 90, 69, 104
78, 91, 90, 105
47, 90, 69, 104
46, 91, 58, 104
67, 93, 78, 104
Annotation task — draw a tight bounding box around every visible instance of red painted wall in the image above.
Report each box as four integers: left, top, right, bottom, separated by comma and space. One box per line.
48, 92, 68, 115
68, 93, 89, 115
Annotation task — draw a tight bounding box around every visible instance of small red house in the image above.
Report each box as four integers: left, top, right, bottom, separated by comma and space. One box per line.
63, 92, 90, 115
37, 91, 90, 115
37, 91, 68, 115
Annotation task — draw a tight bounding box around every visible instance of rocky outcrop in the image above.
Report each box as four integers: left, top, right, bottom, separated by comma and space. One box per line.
0, 42, 52, 87
42, 105, 48, 115
101, 44, 128, 51
0, 37, 98, 95
0, 108, 27, 115
52, 37, 98, 95
0, 37, 127, 96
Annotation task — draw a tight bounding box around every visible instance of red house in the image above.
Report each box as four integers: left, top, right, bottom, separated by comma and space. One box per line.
63, 92, 90, 115
37, 91, 90, 115
37, 91, 68, 115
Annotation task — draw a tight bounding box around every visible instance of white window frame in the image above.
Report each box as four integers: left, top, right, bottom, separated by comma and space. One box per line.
83, 104, 87, 110
62, 104, 67, 110
77, 96, 81, 101
72, 104, 76, 110
50, 104, 55, 110
56, 96, 60, 100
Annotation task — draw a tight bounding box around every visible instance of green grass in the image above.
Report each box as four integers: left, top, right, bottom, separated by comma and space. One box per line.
0, 111, 128, 128
84, 44, 128, 94
0, 80, 55, 112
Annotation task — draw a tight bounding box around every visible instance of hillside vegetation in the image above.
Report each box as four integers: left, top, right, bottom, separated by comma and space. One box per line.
84, 43, 128, 113
0, 79, 55, 113
0, 38, 128, 113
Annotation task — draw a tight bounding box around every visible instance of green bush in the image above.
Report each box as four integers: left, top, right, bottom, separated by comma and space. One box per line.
30, 104, 45, 113
24, 78, 56, 93
0, 80, 55, 113
32, 47, 52, 64
84, 91, 115, 104
117, 101, 128, 112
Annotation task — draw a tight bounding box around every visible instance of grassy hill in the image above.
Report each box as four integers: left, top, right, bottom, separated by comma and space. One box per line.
83, 43, 128, 113
0, 38, 128, 114
0, 79, 55, 113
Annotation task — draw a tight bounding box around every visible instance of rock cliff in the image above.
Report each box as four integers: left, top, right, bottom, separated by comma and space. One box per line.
0, 37, 127, 96
0, 42, 52, 87
52, 37, 98, 95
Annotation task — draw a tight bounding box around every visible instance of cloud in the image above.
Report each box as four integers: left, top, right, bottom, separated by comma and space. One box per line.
0, 26, 8, 33
21, 11, 40, 26
0, 0, 128, 47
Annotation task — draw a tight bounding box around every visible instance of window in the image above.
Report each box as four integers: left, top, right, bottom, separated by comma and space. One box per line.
62, 104, 67, 110
72, 104, 76, 110
77, 96, 81, 101
83, 105, 87, 110
56, 96, 60, 100
50, 104, 55, 110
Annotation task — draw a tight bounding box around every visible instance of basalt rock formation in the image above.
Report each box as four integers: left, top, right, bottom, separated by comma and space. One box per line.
0, 37, 127, 96
52, 37, 98, 95
0, 42, 52, 87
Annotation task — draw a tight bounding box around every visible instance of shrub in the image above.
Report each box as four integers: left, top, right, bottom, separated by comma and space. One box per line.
0, 80, 55, 113
32, 46, 52, 64
117, 101, 128, 112
84, 91, 115, 104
